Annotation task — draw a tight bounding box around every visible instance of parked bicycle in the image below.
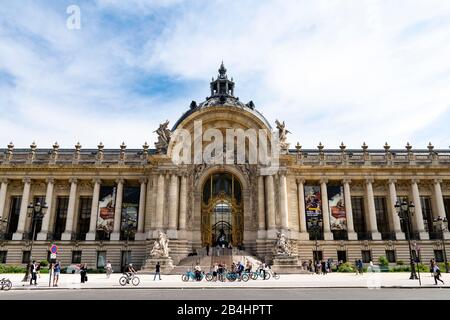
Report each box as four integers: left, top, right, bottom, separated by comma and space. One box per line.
251, 269, 270, 280
181, 270, 204, 282
267, 266, 280, 280
0, 278, 12, 291
119, 273, 140, 286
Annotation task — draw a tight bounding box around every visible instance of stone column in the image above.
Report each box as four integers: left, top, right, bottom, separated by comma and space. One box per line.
135, 178, 147, 241
257, 176, 266, 236
178, 174, 187, 232
86, 179, 101, 241
320, 179, 333, 240
365, 178, 381, 240
61, 178, 78, 240
296, 178, 309, 240
13, 178, 31, 240
279, 172, 289, 231
155, 174, 165, 230
265, 175, 276, 234
37, 178, 54, 240
433, 179, 450, 239
411, 179, 429, 240
388, 179, 405, 240
0, 179, 8, 220
110, 178, 124, 241
342, 179, 357, 240
167, 174, 179, 238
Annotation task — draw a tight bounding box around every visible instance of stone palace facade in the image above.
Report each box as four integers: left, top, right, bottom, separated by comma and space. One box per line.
0, 63, 449, 270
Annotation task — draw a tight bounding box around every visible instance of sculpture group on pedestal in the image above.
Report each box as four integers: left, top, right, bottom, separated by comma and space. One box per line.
273, 231, 292, 256
150, 230, 170, 258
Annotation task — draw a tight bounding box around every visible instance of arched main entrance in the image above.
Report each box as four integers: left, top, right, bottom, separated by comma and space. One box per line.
201, 172, 244, 247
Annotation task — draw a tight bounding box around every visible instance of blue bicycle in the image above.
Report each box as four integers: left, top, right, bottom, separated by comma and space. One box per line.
181, 270, 204, 282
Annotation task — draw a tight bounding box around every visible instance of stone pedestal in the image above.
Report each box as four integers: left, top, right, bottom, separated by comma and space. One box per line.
140, 256, 174, 274
271, 254, 304, 274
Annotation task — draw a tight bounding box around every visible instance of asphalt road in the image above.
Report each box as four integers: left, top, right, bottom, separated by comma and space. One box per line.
1, 288, 449, 300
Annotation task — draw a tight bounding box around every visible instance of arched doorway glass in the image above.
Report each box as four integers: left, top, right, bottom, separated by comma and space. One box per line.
201, 173, 243, 247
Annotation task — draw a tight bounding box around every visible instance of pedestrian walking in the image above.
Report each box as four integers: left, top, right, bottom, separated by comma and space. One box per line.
357, 259, 364, 275
354, 260, 359, 275
430, 259, 435, 277
36, 262, 41, 278
321, 260, 327, 275
153, 261, 161, 281
53, 261, 61, 287
105, 260, 113, 278
80, 263, 88, 283
30, 260, 38, 285
433, 264, 445, 285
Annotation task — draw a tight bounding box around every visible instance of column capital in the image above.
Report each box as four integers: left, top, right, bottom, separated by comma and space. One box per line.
22, 177, 31, 184
139, 177, 148, 184
387, 178, 397, 184
365, 177, 374, 184
0, 178, 9, 184
46, 177, 55, 184
433, 179, 442, 184
411, 178, 420, 184
342, 178, 352, 184
69, 177, 78, 184
92, 178, 102, 185
296, 178, 305, 185
115, 178, 124, 184
319, 178, 328, 184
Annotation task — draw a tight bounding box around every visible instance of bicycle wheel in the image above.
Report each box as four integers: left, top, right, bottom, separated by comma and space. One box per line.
251, 272, 258, 280
181, 274, 189, 282
132, 276, 140, 286
273, 273, 280, 280
241, 274, 249, 282
119, 276, 128, 286
264, 272, 271, 280
205, 273, 213, 281
228, 273, 237, 282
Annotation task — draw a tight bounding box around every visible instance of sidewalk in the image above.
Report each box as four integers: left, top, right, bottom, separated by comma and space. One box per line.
2, 272, 449, 290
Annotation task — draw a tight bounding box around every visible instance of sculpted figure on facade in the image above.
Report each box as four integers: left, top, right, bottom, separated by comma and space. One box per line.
275, 120, 290, 152
154, 120, 172, 154
150, 230, 170, 258
274, 231, 292, 256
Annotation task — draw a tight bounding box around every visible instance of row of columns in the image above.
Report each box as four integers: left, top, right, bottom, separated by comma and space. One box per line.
0, 177, 151, 241
256, 175, 450, 240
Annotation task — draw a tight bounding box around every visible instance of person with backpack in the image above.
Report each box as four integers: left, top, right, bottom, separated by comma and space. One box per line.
53, 261, 61, 287
433, 264, 445, 285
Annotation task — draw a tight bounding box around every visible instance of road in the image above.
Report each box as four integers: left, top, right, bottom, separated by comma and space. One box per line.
1, 288, 449, 300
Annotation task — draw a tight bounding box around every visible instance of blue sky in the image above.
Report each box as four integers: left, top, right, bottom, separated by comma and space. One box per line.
1, 0, 450, 149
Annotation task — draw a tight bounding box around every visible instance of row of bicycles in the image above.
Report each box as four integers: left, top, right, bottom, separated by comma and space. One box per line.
0, 278, 12, 291
182, 268, 280, 282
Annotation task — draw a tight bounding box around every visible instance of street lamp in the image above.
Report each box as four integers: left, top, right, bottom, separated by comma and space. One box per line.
121, 213, 136, 271
433, 216, 449, 273
21, 201, 48, 282
309, 217, 322, 267
394, 198, 418, 280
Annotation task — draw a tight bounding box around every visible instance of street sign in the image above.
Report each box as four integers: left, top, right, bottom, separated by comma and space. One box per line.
50, 253, 57, 260
50, 245, 58, 254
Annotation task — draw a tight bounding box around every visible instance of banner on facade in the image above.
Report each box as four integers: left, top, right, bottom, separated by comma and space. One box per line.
327, 185, 347, 231
304, 185, 322, 231
97, 186, 116, 233
121, 186, 140, 233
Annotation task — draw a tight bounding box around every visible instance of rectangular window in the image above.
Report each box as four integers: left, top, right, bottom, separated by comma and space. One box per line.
22, 251, 31, 264
337, 250, 347, 263
443, 198, 450, 222
361, 250, 372, 263
97, 251, 107, 269
72, 251, 82, 264
120, 186, 140, 241
385, 250, 396, 263
77, 197, 92, 239
30, 196, 46, 239
420, 196, 433, 233
398, 196, 414, 235
54, 197, 69, 240
0, 251, 7, 263
351, 197, 367, 239
374, 197, 389, 234
7, 196, 22, 235
434, 250, 444, 263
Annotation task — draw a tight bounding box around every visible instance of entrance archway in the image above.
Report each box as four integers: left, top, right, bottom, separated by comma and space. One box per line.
201, 173, 243, 247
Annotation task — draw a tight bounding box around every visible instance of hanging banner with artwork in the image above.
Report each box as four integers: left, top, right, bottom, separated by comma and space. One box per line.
304, 185, 322, 231
97, 186, 116, 233
327, 185, 347, 231
121, 186, 140, 233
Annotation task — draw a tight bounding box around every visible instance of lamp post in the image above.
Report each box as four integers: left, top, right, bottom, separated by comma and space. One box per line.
310, 217, 322, 267
433, 216, 449, 273
394, 198, 418, 280
122, 213, 136, 271
21, 201, 48, 282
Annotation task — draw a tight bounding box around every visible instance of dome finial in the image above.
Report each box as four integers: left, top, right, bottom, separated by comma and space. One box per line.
218, 61, 227, 78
